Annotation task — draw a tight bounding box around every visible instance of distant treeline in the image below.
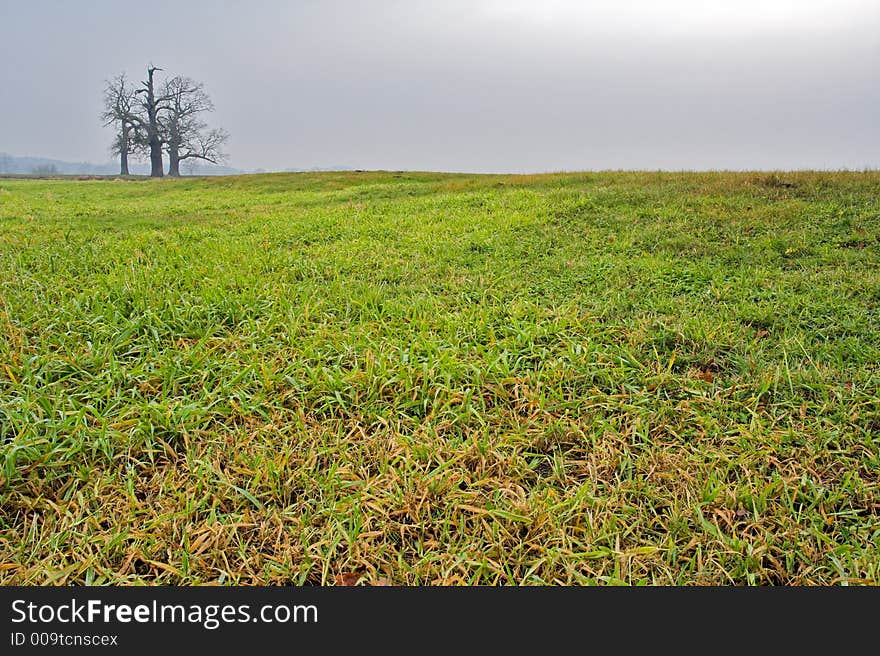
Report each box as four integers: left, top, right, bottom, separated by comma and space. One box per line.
0, 153, 241, 177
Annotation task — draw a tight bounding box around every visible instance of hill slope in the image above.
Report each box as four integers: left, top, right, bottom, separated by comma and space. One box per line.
1, 171, 878, 584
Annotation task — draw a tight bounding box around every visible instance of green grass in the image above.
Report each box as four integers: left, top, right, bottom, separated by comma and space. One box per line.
1, 170, 878, 585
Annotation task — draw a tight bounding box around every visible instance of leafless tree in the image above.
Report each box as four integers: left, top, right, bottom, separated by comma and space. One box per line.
101, 74, 139, 175
100, 66, 230, 177
161, 76, 228, 176
174, 125, 229, 176
132, 66, 170, 177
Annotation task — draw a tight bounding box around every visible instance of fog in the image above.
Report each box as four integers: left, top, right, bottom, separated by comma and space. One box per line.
1, 0, 878, 171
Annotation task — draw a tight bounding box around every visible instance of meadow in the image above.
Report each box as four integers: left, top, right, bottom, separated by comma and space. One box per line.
0, 170, 878, 585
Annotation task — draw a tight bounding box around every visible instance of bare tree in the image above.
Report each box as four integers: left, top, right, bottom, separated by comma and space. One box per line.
130, 66, 170, 177
101, 74, 139, 175
100, 66, 230, 177
161, 76, 228, 176
175, 125, 229, 175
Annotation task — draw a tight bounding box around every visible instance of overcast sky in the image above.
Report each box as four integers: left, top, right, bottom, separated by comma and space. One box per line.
1, 0, 878, 172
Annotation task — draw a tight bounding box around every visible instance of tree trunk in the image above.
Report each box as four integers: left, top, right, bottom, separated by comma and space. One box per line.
145, 67, 164, 177
149, 137, 164, 177
167, 143, 180, 176
120, 123, 130, 176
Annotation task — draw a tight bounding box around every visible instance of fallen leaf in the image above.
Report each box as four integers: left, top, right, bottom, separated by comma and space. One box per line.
335, 572, 362, 586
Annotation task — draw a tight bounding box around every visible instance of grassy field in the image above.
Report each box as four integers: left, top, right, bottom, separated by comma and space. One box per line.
1, 170, 878, 585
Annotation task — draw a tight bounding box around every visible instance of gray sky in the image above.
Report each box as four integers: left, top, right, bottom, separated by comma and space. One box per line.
1, 0, 878, 172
